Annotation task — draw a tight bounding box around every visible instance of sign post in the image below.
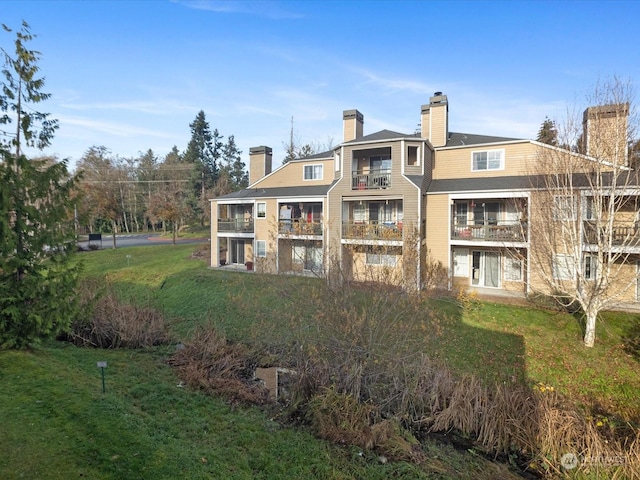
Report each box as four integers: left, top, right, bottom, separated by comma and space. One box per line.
97, 361, 107, 393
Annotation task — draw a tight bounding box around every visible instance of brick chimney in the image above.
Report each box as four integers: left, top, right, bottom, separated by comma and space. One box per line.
343, 109, 364, 142
249, 146, 272, 185
582, 103, 629, 164
421, 92, 448, 147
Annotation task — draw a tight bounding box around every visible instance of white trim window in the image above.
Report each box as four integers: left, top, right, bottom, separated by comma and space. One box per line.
471, 149, 504, 171
407, 145, 420, 166
553, 195, 577, 221
584, 254, 598, 280
303, 164, 323, 180
256, 202, 266, 219
504, 257, 523, 281
553, 253, 575, 280
256, 240, 266, 258
366, 253, 398, 266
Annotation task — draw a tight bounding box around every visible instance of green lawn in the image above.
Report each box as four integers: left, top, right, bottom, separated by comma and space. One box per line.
0, 341, 519, 479
78, 244, 639, 420
3, 243, 637, 478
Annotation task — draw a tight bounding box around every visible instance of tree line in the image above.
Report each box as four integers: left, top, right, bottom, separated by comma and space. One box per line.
76, 110, 249, 242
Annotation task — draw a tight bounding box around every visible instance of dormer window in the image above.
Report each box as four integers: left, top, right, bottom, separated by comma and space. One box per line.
472, 149, 504, 171
407, 145, 419, 166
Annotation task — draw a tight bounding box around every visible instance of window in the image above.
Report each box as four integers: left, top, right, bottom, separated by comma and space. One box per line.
353, 203, 366, 223
407, 145, 419, 166
371, 156, 392, 172
453, 248, 469, 277
583, 196, 595, 220
553, 196, 577, 221
553, 254, 575, 280
504, 257, 523, 281
304, 164, 323, 180
584, 254, 597, 280
366, 253, 398, 266
256, 202, 266, 219
256, 240, 266, 258
472, 149, 504, 171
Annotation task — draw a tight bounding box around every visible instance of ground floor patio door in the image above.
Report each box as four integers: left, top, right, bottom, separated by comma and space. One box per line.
230, 239, 245, 265
472, 251, 500, 288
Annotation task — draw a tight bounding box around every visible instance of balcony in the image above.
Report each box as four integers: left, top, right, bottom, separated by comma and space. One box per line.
218, 218, 254, 233
451, 221, 526, 242
342, 221, 403, 241
278, 220, 323, 236
352, 170, 391, 190
583, 221, 640, 247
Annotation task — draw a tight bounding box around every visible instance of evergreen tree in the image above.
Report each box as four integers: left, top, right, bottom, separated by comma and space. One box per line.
183, 111, 222, 224
221, 135, 247, 190
537, 117, 558, 146
0, 22, 80, 348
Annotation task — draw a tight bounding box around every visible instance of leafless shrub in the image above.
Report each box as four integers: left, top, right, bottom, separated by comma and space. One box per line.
306, 386, 424, 463
168, 325, 270, 406
68, 280, 170, 348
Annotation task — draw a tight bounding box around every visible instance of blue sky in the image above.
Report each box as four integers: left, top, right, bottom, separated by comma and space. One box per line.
2, 0, 639, 170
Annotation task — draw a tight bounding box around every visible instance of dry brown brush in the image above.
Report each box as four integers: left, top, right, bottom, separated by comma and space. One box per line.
67, 280, 171, 348
168, 325, 270, 406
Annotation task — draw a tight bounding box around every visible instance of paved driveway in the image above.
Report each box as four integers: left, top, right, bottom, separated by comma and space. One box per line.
78, 234, 209, 249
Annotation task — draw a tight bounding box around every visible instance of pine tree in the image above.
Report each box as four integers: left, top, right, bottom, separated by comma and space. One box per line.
221, 135, 247, 191
0, 22, 80, 348
537, 117, 558, 146
183, 111, 222, 224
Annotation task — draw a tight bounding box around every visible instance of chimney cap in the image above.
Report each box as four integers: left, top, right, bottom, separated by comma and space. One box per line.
343, 109, 364, 122
249, 146, 272, 155
434, 91, 442, 96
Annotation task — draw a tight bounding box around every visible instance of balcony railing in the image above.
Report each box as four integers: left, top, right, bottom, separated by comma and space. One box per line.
278, 220, 323, 236
352, 170, 391, 190
583, 221, 640, 247
342, 222, 403, 240
451, 222, 526, 242
218, 218, 254, 233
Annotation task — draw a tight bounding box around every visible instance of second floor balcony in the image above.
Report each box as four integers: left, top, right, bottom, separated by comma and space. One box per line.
278, 220, 323, 236
342, 221, 403, 241
218, 218, 254, 233
452, 221, 526, 242
583, 221, 640, 248
352, 169, 392, 190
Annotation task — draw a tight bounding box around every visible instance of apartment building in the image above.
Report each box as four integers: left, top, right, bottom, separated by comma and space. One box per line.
211, 94, 637, 302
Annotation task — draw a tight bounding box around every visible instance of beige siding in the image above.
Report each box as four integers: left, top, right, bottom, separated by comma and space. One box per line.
425, 194, 450, 265
433, 141, 537, 180
430, 106, 447, 148
255, 158, 334, 189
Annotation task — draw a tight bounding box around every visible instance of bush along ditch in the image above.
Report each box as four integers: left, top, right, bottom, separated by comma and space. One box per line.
166, 322, 639, 479
62, 280, 171, 348
65, 279, 640, 478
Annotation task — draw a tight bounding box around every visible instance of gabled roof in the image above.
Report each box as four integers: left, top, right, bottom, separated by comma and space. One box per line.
214, 184, 333, 201
343, 129, 421, 144
293, 150, 334, 160
445, 132, 523, 147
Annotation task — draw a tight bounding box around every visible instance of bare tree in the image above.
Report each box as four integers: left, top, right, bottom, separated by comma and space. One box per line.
529, 77, 638, 347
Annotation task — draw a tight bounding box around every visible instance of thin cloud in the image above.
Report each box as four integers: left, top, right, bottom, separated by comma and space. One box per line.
348, 66, 435, 95
59, 115, 172, 139
176, 0, 305, 19
59, 99, 196, 116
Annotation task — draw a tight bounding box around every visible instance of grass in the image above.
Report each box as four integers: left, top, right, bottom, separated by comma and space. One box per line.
4, 243, 634, 478
1, 342, 519, 479
76, 244, 640, 421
